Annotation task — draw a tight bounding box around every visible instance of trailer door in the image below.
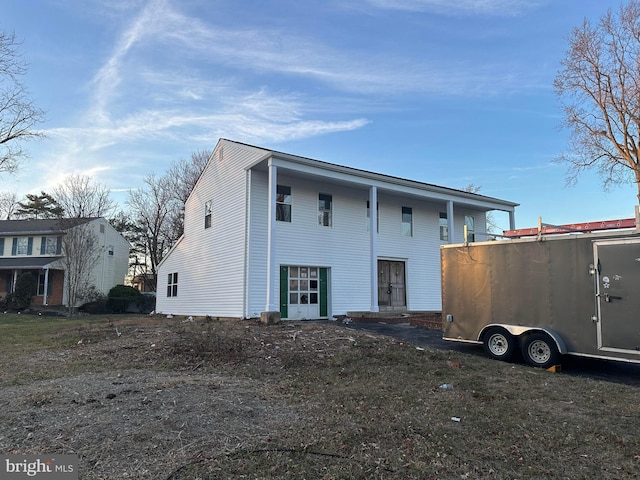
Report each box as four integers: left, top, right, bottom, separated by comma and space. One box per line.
593, 238, 640, 354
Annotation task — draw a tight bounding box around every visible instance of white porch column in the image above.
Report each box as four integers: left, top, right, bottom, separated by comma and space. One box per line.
369, 186, 379, 312
447, 200, 455, 244
42, 268, 50, 306
12, 270, 17, 292
265, 161, 278, 312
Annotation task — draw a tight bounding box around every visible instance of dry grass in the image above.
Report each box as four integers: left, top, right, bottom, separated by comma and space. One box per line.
1, 313, 639, 479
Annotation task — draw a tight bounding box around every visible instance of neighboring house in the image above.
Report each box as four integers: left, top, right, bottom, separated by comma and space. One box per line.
131, 273, 156, 293
0, 218, 130, 307
156, 139, 518, 320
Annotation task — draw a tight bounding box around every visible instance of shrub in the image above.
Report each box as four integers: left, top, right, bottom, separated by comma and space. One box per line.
11, 272, 37, 310
107, 284, 141, 313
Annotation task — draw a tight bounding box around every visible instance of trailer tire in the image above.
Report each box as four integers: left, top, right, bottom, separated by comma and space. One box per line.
522, 333, 560, 369
483, 328, 516, 361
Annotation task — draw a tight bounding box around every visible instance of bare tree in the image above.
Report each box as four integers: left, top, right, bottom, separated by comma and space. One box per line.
126, 173, 179, 291
59, 220, 101, 315
463, 183, 498, 235
52, 174, 115, 218
125, 151, 210, 291
0, 191, 19, 219
167, 149, 211, 205
555, 2, 640, 203
0, 31, 44, 175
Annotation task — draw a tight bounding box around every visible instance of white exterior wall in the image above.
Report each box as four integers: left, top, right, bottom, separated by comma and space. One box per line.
156, 141, 268, 317
61, 218, 130, 306
88, 218, 131, 294
156, 138, 511, 319
247, 173, 486, 317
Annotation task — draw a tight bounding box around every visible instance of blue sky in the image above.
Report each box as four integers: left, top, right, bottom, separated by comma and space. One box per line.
2, 0, 637, 231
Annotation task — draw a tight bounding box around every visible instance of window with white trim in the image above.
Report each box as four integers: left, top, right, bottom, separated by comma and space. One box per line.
204, 200, 212, 229
439, 212, 448, 241
318, 193, 332, 227
276, 185, 291, 222
465, 215, 475, 242
37, 272, 52, 296
402, 207, 413, 236
41, 236, 61, 255
167, 272, 178, 297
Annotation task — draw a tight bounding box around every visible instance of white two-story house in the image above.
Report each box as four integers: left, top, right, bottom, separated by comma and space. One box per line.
156, 139, 518, 320
0, 217, 130, 308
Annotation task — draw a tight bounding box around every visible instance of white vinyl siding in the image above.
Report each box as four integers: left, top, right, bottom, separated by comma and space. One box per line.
156, 138, 500, 318
157, 141, 268, 317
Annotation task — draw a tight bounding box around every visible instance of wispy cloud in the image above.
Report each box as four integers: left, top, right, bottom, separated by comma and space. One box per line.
360, 0, 543, 15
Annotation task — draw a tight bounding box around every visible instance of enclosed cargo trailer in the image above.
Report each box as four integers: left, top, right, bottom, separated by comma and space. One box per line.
441, 216, 640, 368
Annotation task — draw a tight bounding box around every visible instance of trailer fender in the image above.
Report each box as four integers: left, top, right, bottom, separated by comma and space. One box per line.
478, 324, 568, 354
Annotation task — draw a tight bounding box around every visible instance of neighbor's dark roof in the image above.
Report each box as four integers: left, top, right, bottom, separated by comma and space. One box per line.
0, 218, 96, 235
0, 257, 64, 270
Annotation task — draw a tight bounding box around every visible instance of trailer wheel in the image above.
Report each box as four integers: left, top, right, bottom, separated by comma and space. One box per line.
483, 328, 516, 361
522, 333, 560, 369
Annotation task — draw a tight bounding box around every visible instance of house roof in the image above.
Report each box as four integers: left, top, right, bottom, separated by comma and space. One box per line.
0, 218, 95, 235
227, 139, 519, 213
0, 257, 63, 270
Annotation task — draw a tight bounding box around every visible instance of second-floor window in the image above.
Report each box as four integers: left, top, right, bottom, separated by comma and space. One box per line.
12, 237, 33, 256
465, 215, 475, 242
318, 193, 332, 227
41, 237, 61, 255
439, 212, 448, 241
276, 185, 292, 222
402, 207, 413, 237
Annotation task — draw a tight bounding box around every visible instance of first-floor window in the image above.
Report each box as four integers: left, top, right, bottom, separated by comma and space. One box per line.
402, 207, 413, 236
167, 272, 178, 297
37, 272, 53, 296
439, 212, 448, 241
465, 215, 475, 242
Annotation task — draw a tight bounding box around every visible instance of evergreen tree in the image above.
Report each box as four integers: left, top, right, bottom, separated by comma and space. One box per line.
15, 191, 64, 219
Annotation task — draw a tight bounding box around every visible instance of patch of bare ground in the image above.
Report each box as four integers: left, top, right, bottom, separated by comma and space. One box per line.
1, 315, 640, 479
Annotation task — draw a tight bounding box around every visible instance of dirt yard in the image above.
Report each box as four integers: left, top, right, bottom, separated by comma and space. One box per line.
1, 314, 640, 479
